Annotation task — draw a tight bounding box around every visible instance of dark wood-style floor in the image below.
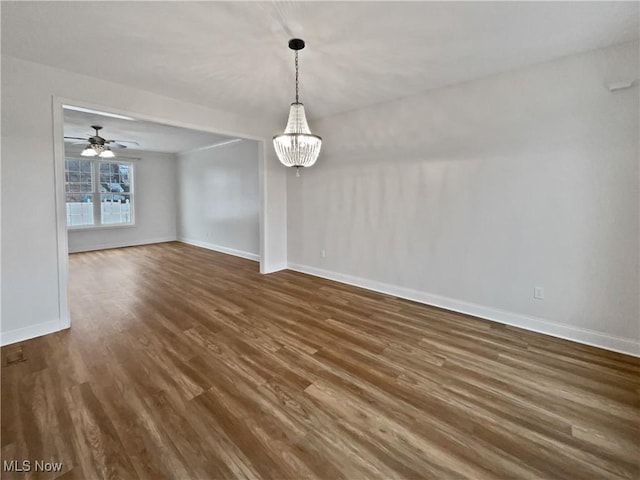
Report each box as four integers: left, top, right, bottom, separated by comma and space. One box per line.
1, 242, 638, 479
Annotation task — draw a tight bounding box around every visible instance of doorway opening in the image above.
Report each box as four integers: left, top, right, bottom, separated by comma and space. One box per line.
53, 99, 265, 330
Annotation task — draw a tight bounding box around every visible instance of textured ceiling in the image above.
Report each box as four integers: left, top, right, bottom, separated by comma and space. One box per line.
3, 2, 639, 120
64, 108, 237, 154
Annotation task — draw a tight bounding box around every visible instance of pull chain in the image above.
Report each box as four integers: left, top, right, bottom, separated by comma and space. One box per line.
295, 50, 299, 104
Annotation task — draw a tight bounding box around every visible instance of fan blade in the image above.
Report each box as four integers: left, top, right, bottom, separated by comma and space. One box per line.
109, 139, 139, 146
109, 143, 128, 149
64, 136, 88, 141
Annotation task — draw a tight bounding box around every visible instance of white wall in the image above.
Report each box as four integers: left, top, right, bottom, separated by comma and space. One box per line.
67, 150, 178, 253
0, 55, 287, 345
177, 140, 260, 260
287, 42, 640, 355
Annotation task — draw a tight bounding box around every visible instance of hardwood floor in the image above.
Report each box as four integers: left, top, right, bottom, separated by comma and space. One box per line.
1, 242, 638, 479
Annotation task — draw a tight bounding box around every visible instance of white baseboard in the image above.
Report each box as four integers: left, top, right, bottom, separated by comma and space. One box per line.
287, 263, 640, 357
262, 262, 288, 274
178, 237, 259, 262
68, 236, 177, 253
1, 319, 67, 346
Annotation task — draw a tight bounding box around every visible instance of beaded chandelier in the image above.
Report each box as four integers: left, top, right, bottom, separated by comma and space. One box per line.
273, 39, 322, 175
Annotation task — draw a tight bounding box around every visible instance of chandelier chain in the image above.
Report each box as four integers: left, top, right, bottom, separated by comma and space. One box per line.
295, 50, 299, 104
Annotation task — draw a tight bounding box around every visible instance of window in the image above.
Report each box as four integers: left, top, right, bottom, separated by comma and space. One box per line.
65, 159, 133, 227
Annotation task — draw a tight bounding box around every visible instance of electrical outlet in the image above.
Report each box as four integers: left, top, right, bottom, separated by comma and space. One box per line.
321, 249, 326, 258
534, 287, 545, 300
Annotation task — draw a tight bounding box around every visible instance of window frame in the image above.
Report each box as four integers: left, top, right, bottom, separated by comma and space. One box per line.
65, 157, 135, 230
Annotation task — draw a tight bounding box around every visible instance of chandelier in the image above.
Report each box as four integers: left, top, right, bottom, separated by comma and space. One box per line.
273, 38, 322, 175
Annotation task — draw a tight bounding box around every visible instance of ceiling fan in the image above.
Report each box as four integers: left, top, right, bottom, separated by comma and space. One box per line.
64, 125, 139, 158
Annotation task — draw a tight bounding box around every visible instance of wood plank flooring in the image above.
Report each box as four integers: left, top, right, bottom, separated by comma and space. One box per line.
1, 242, 638, 479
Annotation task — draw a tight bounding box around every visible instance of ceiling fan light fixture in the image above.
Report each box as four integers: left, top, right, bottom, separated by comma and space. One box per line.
99, 146, 115, 158
66, 126, 137, 159
273, 38, 322, 174
81, 145, 98, 157
92, 144, 105, 155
